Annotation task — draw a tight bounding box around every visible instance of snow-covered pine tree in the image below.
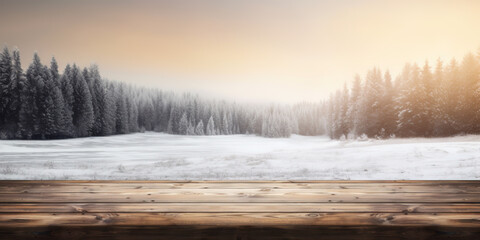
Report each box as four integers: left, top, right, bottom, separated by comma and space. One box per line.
326, 93, 335, 138
195, 119, 204, 135
127, 96, 139, 133
17, 55, 38, 139
39, 66, 56, 138
92, 73, 106, 135
0, 47, 13, 138
397, 63, 431, 137
186, 121, 195, 135
444, 59, 461, 134
25, 53, 47, 138
48, 57, 68, 138
11, 49, 25, 138
43, 63, 65, 138
338, 82, 350, 138
86, 65, 102, 135
206, 116, 215, 135
418, 61, 435, 137
227, 111, 234, 134
348, 74, 362, 137
60, 64, 75, 137
396, 63, 417, 137
431, 59, 448, 136
359, 67, 384, 138
221, 112, 229, 135
212, 106, 221, 134
333, 90, 342, 138
103, 82, 117, 135
71, 64, 94, 137
138, 99, 154, 132
459, 53, 480, 133
178, 112, 189, 135
166, 108, 174, 134
115, 86, 128, 134
381, 70, 397, 137
474, 51, 480, 132
278, 111, 292, 138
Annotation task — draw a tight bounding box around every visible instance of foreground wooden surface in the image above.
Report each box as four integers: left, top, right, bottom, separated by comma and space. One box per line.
0, 180, 480, 239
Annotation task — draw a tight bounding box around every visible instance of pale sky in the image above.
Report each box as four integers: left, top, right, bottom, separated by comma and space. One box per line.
1, 0, 480, 103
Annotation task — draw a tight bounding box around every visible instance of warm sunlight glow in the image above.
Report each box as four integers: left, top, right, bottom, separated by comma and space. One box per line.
1, 0, 480, 103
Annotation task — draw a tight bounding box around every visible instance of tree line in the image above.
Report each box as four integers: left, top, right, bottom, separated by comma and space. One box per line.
327, 50, 480, 139
0, 47, 326, 140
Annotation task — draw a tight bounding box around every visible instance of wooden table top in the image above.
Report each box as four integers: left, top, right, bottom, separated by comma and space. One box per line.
1, 180, 479, 239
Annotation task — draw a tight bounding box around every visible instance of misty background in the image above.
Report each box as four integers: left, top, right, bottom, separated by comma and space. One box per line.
1, 0, 480, 103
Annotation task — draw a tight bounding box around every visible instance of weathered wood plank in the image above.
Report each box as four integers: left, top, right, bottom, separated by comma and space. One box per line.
1, 213, 480, 227
1, 203, 480, 213
2, 182, 479, 193
1, 189, 479, 203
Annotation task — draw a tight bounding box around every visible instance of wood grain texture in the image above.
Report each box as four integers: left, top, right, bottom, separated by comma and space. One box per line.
1, 212, 480, 227
0, 180, 479, 239
2, 203, 480, 213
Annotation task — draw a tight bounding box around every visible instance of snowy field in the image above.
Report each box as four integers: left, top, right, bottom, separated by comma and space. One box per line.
0, 132, 479, 180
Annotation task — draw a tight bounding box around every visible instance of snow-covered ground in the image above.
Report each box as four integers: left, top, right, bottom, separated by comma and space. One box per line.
0, 132, 479, 180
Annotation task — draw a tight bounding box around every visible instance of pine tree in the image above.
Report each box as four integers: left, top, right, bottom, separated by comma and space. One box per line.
357, 68, 383, 137
221, 112, 229, 135
42, 63, 65, 138
327, 93, 336, 138
432, 59, 448, 136
60, 64, 75, 137
186, 121, 195, 135
139, 99, 154, 132
348, 74, 362, 137
474, 51, 480, 131
397, 64, 418, 137
178, 112, 189, 135
195, 120, 204, 135
93, 75, 106, 135
71, 65, 94, 137
127, 96, 139, 133
87, 65, 102, 135
115, 88, 128, 134
459, 53, 480, 133
24, 53, 47, 139
418, 61, 434, 136
0, 47, 13, 138
444, 59, 461, 135
103, 83, 117, 135
40, 70, 56, 138
49, 58, 67, 138
10, 49, 25, 138
381, 70, 396, 137
166, 106, 177, 134
332, 90, 341, 138
338, 83, 350, 138
17, 55, 36, 139
206, 116, 215, 135
50, 57, 60, 84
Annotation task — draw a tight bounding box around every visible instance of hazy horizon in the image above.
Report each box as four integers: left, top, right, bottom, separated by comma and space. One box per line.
1, 0, 480, 103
